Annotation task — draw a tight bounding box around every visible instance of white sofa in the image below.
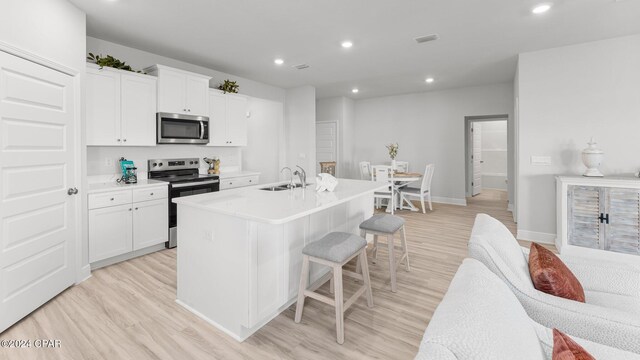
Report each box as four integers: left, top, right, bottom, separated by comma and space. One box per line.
468, 213, 640, 354
416, 259, 640, 359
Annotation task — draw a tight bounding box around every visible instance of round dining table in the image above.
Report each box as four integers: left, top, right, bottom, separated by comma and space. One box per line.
389, 172, 423, 212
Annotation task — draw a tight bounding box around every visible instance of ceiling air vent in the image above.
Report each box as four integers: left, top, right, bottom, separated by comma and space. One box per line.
292, 63, 310, 70
414, 34, 439, 44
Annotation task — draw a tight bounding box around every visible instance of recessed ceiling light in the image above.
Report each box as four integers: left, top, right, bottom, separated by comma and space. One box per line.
274, 58, 284, 65
341, 41, 353, 49
532, 3, 552, 14
425, 77, 435, 84
352, 88, 359, 94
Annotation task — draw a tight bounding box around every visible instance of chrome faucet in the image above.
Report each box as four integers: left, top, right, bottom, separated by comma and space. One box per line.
281, 167, 295, 188
293, 165, 307, 189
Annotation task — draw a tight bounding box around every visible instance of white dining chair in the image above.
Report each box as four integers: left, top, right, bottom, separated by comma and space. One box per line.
395, 161, 409, 173
399, 164, 434, 213
359, 161, 371, 180
371, 165, 394, 214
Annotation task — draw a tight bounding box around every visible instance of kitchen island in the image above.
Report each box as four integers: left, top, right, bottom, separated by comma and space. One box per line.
172, 178, 386, 341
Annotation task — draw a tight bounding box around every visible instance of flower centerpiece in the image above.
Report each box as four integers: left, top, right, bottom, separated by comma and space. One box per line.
386, 143, 399, 170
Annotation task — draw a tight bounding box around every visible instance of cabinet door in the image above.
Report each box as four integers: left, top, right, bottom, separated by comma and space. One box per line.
121, 73, 157, 146
157, 69, 186, 114
226, 95, 248, 146
208, 91, 227, 146
605, 188, 640, 255
86, 68, 120, 146
133, 199, 168, 250
567, 185, 603, 250
89, 204, 133, 263
185, 76, 209, 116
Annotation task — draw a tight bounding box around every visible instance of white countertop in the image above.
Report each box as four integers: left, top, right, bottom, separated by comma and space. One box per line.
173, 178, 386, 224
87, 179, 168, 194
210, 170, 261, 179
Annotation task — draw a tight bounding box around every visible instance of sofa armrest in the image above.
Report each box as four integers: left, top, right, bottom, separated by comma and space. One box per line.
520, 246, 640, 298
560, 255, 640, 298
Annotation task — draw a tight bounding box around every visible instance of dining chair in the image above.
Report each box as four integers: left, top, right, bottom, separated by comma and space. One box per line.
399, 164, 434, 213
359, 161, 372, 180
371, 165, 394, 214
395, 161, 409, 173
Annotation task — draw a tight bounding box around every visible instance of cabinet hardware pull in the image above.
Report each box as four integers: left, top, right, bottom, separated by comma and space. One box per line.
150, 192, 154, 195
135, 207, 138, 210
117, 139, 121, 142
123, 139, 127, 142
110, 198, 114, 201
129, 208, 132, 211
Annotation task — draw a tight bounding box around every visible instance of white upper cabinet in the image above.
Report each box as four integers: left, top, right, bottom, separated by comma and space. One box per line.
145, 65, 211, 117
86, 67, 120, 146
208, 90, 248, 146
86, 64, 157, 146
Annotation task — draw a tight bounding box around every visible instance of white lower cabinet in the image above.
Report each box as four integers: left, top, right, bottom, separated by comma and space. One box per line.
220, 175, 260, 190
89, 186, 168, 264
133, 199, 169, 250
89, 204, 133, 263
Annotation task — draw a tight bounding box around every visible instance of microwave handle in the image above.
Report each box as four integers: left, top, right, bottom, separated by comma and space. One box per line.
200, 121, 205, 140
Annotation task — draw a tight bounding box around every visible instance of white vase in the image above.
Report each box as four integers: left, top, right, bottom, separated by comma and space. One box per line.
582, 137, 604, 177
391, 159, 397, 171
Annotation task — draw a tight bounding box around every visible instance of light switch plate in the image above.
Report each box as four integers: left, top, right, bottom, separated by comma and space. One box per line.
530, 156, 551, 166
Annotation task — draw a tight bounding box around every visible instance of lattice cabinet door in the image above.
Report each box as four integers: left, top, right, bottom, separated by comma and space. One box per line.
568, 185, 604, 250
604, 188, 640, 255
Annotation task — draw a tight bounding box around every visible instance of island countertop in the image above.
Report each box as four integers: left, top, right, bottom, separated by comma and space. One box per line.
172, 178, 387, 224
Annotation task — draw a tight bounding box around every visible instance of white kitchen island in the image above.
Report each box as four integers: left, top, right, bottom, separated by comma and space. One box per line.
172, 178, 387, 341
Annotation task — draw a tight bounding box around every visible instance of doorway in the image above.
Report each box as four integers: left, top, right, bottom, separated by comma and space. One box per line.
315, 121, 338, 176
465, 116, 509, 199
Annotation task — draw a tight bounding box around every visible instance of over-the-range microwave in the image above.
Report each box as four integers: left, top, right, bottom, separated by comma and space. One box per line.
157, 112, 209, 144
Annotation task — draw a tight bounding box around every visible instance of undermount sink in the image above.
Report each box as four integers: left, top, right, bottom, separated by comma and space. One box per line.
259, 183, 313, 191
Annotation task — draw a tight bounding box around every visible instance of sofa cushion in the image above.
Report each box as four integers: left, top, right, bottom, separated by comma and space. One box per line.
529, 243, 585, 302
416, 259, 545, 360
552, 329, 594, 360
468, 214, 534, 288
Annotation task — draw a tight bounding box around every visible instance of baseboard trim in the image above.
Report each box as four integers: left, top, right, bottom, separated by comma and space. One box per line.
507, 203, 513, 212
517, 230, 556, 245
431, 197, 467, 206
76, 264, 92, 284
90, 243, 166, 270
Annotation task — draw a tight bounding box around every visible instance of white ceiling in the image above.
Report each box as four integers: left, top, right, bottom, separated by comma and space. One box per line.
70, 0, 640, 99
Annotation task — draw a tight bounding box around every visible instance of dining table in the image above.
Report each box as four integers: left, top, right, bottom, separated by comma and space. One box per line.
388, 171, 423, 212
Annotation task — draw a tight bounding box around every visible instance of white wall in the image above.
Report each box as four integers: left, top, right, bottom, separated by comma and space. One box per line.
244, 98, 285, 183
353, 83, 514, 205
480, 120, 508, 190
516, 33, 640, 242
1, 0, 88, 278
316, 96, 356, 178
285, 86, 317, 178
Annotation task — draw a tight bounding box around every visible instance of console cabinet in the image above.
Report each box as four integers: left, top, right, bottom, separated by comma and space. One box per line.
557, 176, 640, 262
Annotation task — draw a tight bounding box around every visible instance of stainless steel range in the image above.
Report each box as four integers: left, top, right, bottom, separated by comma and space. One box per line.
148, 158, 219, 248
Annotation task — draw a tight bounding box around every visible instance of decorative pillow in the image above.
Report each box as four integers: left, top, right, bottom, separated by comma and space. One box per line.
528, 243, 585, 302
552, 328, 595, 360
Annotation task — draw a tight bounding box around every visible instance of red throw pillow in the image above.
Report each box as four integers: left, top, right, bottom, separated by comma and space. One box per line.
552, 328, 595, 360
529, 243, 585, 302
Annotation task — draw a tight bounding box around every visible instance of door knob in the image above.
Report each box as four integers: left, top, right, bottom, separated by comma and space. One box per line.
67, 187, 79, 195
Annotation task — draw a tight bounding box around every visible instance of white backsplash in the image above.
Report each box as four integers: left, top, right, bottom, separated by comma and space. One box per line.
87, 145, 242, 178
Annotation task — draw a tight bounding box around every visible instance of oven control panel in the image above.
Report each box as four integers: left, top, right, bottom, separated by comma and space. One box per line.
148, 158, 199, 171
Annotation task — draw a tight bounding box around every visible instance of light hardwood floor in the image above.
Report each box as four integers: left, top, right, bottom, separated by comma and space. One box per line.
1, 189, 525, 360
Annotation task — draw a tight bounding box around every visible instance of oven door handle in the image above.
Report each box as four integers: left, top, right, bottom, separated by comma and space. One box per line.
172, 180, 219, 188
200, 121, 205, 140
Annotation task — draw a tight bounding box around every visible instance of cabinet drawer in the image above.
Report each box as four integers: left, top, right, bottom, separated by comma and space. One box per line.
89, 190, 132, 209
133, 186, 168, 203
220, 175, 259, 190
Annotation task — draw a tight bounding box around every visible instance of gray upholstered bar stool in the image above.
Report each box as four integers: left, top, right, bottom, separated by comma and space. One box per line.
294, 232, 373, 344
359, 214, 410, 293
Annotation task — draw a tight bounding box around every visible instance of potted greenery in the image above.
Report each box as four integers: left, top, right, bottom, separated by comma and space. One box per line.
386, 143, 399, 170
218, 79, 239, 94
86, 53, 143, 73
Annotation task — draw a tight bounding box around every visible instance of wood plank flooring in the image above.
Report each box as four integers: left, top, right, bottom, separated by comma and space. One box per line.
1, 190, 529, 360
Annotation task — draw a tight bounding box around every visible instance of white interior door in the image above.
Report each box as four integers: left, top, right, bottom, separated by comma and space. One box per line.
315, 122, 337, 175
472, 122, 482, 196
0, 51, 77, 332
